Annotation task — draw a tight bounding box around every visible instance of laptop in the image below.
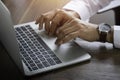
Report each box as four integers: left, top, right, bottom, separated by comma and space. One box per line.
0, 1, 91, 76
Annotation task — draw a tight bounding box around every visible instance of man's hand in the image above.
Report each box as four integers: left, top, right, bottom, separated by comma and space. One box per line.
35, 9, 80, 36
55, 18, 99, 45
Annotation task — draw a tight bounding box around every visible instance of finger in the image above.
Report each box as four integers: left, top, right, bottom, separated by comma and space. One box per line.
35, 14, 44, 23
55, 31, 79, 45
43, 14, 55, 32
59, 25, 79, 39
48, 13, 62, 36
56, 19, 71, 35
56, 25, 72, 39
56, 19, 79, 37
49, 21, 58, 36
44, 19, 50, 34
35, 17, 40, 24
36, 10, 55, 24
36, 9, 58, 29
39, 16, 44, 30
36, 15, 44, 30
39, 23, 43, 30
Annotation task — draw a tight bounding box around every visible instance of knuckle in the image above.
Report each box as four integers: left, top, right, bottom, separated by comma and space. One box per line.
69, 33, 74, 37
41, 14, 45, 17
58, 27, 63, 32
41, 14, 49, 19
52, 20, 57, 24
56, 9, 65, 15
71, 32, 77, 38
55, 9, 61, 12
43, 16, 49, 21
61, 30, 66, 35
71, 19, 78, 24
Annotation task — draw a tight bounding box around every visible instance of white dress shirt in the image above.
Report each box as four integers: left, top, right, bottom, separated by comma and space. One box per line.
63, 0, 120, 48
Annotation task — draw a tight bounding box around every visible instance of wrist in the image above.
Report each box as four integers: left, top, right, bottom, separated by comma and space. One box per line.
97, 23, 112, 42
107, 26, 113, 43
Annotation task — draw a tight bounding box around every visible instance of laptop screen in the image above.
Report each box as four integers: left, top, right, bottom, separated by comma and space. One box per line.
0, 1, 24, 73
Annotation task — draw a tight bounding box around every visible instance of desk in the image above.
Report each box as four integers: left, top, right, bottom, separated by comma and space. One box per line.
1, 0, 120, 80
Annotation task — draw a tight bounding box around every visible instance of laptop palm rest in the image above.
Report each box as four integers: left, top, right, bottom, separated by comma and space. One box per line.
38, 30, 91, 63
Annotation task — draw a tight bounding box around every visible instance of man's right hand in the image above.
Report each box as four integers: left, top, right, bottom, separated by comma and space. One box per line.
35, 9, 80, 36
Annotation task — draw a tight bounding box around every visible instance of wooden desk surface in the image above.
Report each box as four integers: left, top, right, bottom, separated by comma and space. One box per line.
1, 0, 120, 80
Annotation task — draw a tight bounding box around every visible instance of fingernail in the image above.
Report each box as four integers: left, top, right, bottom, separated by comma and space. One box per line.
55, 40, 58, 44
35, 21, 38, 24
39, 27, 42, 30
48, 33, 51, 36
55, 39, 59, 44
48, 32, 54, 36
55, 40, 62, 46
45, 31, 49, 35
59, 41, 63, 45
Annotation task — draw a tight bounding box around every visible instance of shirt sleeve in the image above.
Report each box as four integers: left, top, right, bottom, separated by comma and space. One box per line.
113, 25, 120, 48
63, 0, 113, 21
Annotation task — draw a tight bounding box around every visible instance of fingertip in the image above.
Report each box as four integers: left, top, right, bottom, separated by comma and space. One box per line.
35, 16, 42, 24
55, 39, 59, 44
35, 21, 38, 24
55, 42, 61, 46
56, 43, 61, 47
55, 39, 63, 46
56, 30, 59, 36
38, 24, 43, 30
35, 18, 39, 24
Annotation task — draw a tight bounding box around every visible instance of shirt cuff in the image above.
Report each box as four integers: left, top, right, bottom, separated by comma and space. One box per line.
113, 25, 120, 48
63, 0, 91, 21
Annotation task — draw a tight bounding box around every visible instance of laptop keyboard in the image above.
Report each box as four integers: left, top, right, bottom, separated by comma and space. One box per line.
15, 25, 62, 71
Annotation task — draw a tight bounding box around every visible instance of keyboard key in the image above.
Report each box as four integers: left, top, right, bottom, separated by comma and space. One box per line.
33, 49, 38, 52
32, 56, 38, 60
28, 51, 33, 54
47, 58, 56, 65
22, 54, 29, 57
42, 61, 50, 67
20, 51, 27, 55
34, 59, 40, 64
25, 56, 31, 60
42, 52, 47, 55
19, 48, 25, 52
32, 66, 38, 70
16, 27, 22, 31
27, 60, 34, 64
40, 58, 45, 62
35, 52, 41, 55
29, 63, 36, 67
30, 54, 36, 57
26, 48, 31, 51
38, 55, 43, 58
44, 55, 50, 58
55, 60, 62, 64
21, 26, 27, 31
37, 63, 44, 69
23, 45, 29, 48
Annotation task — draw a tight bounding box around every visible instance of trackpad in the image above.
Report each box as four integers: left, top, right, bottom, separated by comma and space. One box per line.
38, 31, 90, 62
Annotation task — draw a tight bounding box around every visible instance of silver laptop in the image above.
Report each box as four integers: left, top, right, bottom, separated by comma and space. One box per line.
0, 1, 91, 76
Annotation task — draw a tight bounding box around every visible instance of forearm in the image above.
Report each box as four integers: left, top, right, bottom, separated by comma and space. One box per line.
63, 0, 113, 21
